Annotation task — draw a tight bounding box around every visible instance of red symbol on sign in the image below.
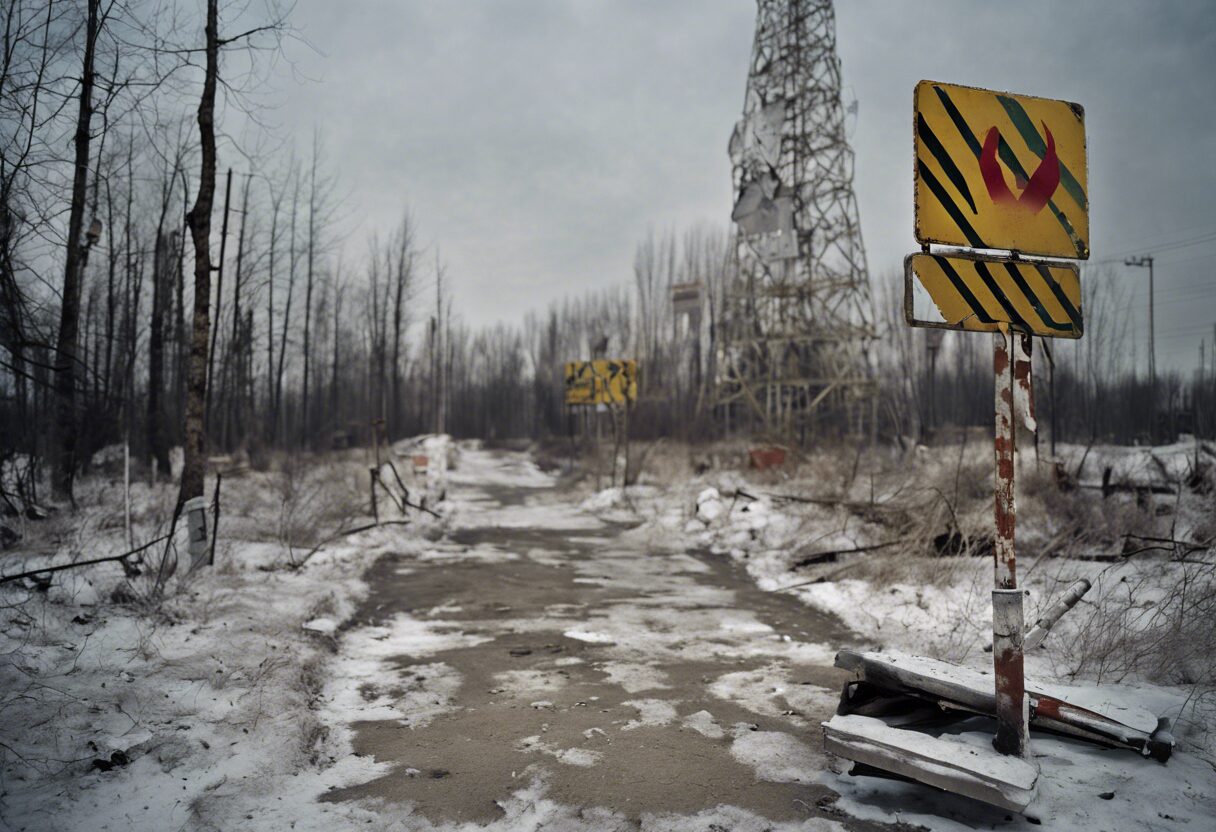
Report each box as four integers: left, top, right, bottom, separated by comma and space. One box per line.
979, 124, 1060, 214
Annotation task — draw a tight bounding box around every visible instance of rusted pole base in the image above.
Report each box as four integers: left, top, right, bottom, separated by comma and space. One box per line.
992, 588, 1029, 757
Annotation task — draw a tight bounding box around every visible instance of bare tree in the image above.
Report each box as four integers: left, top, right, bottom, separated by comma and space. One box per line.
177, 0, 220, 505
389, 211, 415, 437
49, 0, 102, 502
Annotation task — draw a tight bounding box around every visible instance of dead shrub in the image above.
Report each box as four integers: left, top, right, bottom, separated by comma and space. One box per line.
1068, 559, 1216, 689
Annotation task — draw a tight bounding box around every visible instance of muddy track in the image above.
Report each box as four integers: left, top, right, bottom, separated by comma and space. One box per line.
324, 449, 888, 829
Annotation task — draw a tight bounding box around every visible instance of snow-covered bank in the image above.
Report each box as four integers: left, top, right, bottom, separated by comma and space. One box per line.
0, 445, 448, 830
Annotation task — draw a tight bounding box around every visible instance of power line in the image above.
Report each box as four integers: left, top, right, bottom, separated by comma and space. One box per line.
1093, 229, 1216, 264
1104, 219, 1216, 252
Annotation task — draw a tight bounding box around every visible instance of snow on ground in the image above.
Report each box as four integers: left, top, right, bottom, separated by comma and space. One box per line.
730, 728, 821, 785
597, 661, 670, 693
0, 445, 448, 831
580, 437, 1216, 830
3, 437, 1212, 830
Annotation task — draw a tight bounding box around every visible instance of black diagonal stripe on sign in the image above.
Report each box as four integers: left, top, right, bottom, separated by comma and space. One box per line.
933, 85, 982, 155
1033, 264, 1081, 326
917, 113, 977, 213
972, 259, 1031, 330
931, 255, 997, 325
1001, 262, 1073, 332
917, 160, 988, 248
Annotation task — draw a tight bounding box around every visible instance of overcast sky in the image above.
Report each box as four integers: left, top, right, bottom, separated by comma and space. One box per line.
264, 0, 1216, 372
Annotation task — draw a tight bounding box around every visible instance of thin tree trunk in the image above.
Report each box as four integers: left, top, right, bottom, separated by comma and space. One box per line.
265, 180, 281, 442
302, 140, 319, 446
148, 230, 168, 477
390, 222, 409, 438
275, 173, 300, 444
178, 0, 220, 505
330, 273, 342, 438
224, 171, 250, 447
174, 168, 189, 433
50, 0, 100, 502
147, 158, 178, 478
206, 166, 232, 432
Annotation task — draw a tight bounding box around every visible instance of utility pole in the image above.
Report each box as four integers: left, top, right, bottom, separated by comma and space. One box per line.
1125, 255, 1155, 437
1124, 255, 1155, 386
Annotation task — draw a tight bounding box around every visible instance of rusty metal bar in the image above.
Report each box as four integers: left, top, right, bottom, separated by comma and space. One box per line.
993, 327, 1029, 758
1024, 578, 1091, 651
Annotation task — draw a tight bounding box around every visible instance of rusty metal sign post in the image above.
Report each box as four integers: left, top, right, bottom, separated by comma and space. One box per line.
826, 80, 1170, 814
992, 326, 1029, 756
908, 81, 1090, 762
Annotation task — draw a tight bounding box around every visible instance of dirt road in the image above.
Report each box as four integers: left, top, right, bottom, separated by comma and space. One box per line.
323, 448, 882, 830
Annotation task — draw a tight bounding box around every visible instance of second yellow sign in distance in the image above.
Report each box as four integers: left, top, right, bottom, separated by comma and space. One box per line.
914, 80, 1089, 260
564, 360, 638, 406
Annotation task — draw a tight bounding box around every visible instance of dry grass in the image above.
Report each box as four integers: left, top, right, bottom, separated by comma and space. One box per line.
648, 435, 1215, 696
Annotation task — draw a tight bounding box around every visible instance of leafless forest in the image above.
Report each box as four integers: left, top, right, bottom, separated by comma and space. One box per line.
2, 0, 1213, 512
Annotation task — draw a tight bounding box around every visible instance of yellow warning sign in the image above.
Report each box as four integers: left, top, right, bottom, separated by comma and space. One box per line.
914, 80, 1089, 260
905, 252, 1082, 338
564, 360, 638, 406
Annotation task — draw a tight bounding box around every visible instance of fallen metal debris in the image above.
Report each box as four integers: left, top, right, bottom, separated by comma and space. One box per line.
823, 648, 1176, 811
823, 712, 1038, 812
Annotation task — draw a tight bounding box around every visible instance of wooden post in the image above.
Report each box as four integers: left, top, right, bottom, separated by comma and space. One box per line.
369, 467, 379, 524
124, 435, 133, 549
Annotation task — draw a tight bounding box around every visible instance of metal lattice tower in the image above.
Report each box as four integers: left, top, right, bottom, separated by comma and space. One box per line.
718, 0, 876, 440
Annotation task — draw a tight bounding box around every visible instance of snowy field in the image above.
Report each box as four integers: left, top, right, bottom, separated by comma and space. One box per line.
2, 436, 1214, 831
580, 437, 1216, 830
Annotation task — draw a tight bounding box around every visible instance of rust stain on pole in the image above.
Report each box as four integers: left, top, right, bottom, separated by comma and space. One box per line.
993, 341, 1010, 375
992, 327, 1029, 758
993, 330, 1016, 590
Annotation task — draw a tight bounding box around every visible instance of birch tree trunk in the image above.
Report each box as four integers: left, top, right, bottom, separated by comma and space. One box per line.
178, 0, 220, 505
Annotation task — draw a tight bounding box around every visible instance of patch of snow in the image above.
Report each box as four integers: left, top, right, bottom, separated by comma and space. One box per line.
730, 727, 822, 784
302, 617, 338, 636
517, 736, 602, 767
621, 698, 680, 730
598, 661, 670, 693
710, 664, 838, 727
682, 710, 726, 740
564, 629, 616, 644
695, 487, 725, 524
